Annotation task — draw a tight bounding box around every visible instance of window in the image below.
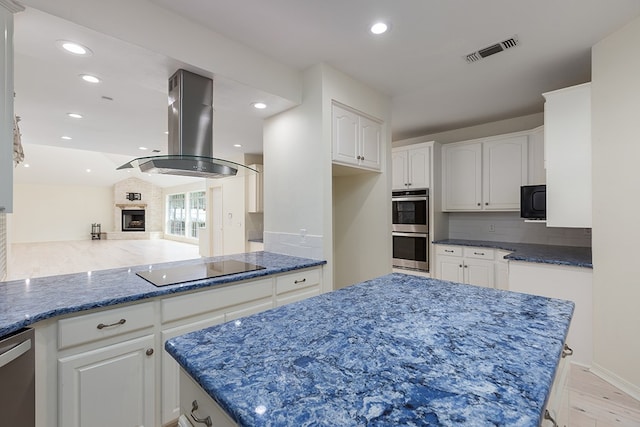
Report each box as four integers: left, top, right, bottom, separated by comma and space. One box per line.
166, 194, 186, 236
166, 191, 206, 238
189, 191, 206, 238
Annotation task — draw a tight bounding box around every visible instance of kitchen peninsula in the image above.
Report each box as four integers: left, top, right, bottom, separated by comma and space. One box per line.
0, 251, 326, 427
166, 273, 574, 427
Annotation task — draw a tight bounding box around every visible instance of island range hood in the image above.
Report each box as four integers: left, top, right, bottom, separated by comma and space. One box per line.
118, 69, 255, 178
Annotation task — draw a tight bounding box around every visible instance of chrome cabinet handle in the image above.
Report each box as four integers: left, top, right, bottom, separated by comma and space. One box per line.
464, 265, 468, 268
294, 278, 306, 284
444, 249, 454, 253
191, 400, 212, 427
473, 252, 485, 256
485, 202, 489, 206
544, 409, 558, 427
477, 203, 481, 206
458, 264, 463, 268
97, 318, 126, 329
562, 343, 574, 358
145, 348, 154, 356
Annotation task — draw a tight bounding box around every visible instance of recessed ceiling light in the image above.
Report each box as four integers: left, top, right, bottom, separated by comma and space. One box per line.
23, 164, 30, 168
86, 169, 91, 173
252, 102, 267, 109
57, 40, 92, 56
80, 74, 101, 83
67, 113, 83, 119
139, 146, 148, 150
61, 136, 72, 140
370, 22, 389, 35
164, 131, 169, 135
233, 144, 242, 148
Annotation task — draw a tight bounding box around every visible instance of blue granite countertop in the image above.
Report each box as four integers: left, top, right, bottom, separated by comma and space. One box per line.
166, 273, 574, 427
433, 239, 592, 268
0, 252, 325, 338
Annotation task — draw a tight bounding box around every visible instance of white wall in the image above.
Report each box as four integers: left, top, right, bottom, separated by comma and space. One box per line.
11, 183, 113, 242
393, 112, 544, 147
263, 65, 325, 260
264, 63, 392, 290
591, 15, 640, 397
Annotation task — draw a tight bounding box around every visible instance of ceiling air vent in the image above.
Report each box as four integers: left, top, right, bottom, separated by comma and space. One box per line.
465, 36, 519, 63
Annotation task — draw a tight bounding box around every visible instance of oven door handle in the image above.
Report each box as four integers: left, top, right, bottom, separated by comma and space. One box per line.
0, 338, 31, 369
392, 197, 427, 202
392, 232, 429, 238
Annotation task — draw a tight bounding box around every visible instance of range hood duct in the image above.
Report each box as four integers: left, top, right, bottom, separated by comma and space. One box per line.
118, 69, 252, 178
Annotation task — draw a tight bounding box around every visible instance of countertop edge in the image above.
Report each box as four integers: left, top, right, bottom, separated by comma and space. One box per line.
0, 253, 327, 337
433, 239, 593, 268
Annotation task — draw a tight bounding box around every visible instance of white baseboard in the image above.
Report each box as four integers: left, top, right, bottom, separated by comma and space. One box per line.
590, 362, 640, 401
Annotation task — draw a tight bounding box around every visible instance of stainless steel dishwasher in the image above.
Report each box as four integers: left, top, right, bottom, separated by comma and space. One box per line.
0, 328, 35, 426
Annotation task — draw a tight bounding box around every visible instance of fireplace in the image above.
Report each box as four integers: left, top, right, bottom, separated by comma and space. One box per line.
122, 209, 145, 232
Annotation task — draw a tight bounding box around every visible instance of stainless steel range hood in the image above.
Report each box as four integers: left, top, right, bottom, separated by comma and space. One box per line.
118, 69, 254, 178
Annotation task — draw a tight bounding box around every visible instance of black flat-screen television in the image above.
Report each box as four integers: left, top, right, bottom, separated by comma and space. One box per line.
521, 185, 546, 219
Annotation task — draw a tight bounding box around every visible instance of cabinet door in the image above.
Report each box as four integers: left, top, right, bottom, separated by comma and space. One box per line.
391, 149, 408, 190
443, 142, 482, 210
332, 104, 360, 166
408, 147, 430, 189
59, 335, 156, 427
161, 315, 225, 425
464, 258, 495, 288
483, 135, 528, 210
359, 115, 382, 170
436, 255, 464, 283
544, 83, 591, 228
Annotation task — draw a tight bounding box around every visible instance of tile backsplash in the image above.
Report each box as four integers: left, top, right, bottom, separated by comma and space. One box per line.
448, 212, 591, 247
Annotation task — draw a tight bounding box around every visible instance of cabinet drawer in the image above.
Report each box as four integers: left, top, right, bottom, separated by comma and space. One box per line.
162, 279, 273, 323
435, 245, 462, 257
276, 287, 320, 307
58, 302, 154, 350
276, 268, 320, 295
463, 247, 495, 260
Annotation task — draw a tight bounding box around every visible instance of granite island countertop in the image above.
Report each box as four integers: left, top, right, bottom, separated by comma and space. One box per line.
0, 251, 325, 337
166, 273, 574, 427
433, 239, 592, 268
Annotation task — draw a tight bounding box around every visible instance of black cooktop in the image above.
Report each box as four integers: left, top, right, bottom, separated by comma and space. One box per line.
136, 259, 266, 287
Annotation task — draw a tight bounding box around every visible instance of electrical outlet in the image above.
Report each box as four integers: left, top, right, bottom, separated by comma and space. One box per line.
489, 224, 495, 232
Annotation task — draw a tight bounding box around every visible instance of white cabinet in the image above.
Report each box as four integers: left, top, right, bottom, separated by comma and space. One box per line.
392, 143, 431, 190
442, 133, 528, 211
543, 83, 591, 228
160, 278, 273, 425
508, 261, 593, 367
442, 141, 482, 210
332, 102, 382, 171
247, 164, 263, 213
435, 245, 495, 288
0, 6, 16, 213
58, 334, 156, 427
275, 267, 321, 306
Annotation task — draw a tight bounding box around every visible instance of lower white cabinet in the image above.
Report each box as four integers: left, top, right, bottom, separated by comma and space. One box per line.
435, 245, 495, 288
39, 265, 324, 427
58, 334, 156, 427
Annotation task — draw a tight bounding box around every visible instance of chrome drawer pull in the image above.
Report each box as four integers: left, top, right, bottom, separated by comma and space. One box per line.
562, 343, 574, 358
294, 278, 307, 284
444, 249, 454, 253
191, 400, 212, 427
474, 252, 485, 256
97, 318, 126, 330
544, 409, 558, 427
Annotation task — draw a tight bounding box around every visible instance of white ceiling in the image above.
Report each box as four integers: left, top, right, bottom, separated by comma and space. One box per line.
12, 1, 640, 186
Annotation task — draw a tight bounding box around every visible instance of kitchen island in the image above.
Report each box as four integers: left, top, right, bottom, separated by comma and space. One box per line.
166, 273, 574, 426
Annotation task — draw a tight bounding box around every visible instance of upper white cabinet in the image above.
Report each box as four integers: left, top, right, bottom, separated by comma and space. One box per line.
332, 102, 382, 171
543, 83, 591, 228
442, 133, 528, 211
392, 143, 431, 190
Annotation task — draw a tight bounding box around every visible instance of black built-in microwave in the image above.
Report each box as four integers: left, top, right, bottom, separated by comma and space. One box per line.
520, 185, 546, 219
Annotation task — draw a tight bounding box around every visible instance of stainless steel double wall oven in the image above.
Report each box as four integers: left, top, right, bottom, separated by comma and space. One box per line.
392, 189, 429, 271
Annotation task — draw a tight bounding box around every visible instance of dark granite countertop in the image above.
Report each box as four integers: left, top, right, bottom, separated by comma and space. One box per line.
0, 252, 326, 337
166, 273, 574, 427
433, 239, 592, 268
